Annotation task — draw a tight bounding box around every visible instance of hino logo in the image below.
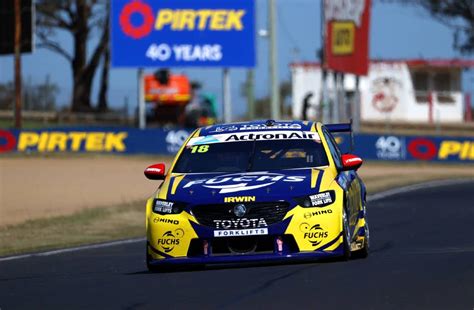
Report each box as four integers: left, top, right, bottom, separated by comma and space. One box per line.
213, 218, 267, 229
183, 172, 306, 194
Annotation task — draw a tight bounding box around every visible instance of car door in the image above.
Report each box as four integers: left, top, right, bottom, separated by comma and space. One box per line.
322, 127, 361, 231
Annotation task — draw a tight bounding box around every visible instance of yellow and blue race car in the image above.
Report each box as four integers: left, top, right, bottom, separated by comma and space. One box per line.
144, 120, 369, 270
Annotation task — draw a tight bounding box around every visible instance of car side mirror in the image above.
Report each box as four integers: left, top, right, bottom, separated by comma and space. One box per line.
144, 163, 166, 180
341, 154, 363, 171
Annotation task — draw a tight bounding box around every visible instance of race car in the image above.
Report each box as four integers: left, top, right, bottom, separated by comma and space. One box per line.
144, 120, 369, 270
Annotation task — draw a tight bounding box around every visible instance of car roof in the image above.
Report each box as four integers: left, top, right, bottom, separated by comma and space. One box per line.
199, 120, 318, 136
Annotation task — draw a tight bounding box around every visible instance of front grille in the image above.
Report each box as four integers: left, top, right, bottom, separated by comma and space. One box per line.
191, 202, 290, 227
186, 235, 300, 257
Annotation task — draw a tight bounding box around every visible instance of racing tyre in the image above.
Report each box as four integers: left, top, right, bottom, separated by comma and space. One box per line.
353, 206, 370, 259
342, 207, 351, 260
146, 246, 158, 272
146, 244, 168, 272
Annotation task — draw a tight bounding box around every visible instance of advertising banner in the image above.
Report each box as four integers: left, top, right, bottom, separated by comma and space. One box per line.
1, 128, 473, 163
111, 0, 255, 67
324, 0, 371, 75
343, 135, 474, 163
0, 128, 193, 155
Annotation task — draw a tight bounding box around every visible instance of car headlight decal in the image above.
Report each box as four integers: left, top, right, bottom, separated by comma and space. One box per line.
153, 199, 186, 215
296, 190, 335, 208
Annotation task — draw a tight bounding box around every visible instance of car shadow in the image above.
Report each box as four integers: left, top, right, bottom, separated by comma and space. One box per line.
124, 255, 351, 275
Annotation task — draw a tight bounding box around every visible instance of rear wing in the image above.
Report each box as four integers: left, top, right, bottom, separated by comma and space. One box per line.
325, 119, 354, 153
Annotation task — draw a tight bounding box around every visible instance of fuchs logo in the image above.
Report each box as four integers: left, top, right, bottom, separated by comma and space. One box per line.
183, 172, 305, 194
157, 228, 184, 253
213, 218, 267, 229
300, 223, 329, 247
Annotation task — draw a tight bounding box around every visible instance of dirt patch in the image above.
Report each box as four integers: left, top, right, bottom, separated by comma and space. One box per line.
1, 156, 473, 227
0, 156, 172, 227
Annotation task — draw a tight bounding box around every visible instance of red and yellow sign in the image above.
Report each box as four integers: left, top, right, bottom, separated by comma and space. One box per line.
324, 0, 371, 76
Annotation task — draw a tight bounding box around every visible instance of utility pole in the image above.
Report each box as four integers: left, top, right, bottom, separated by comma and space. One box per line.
14, 0, 22, 129
320, 0, 329, 123
269, 0, 280, 120
223, 68, 232, 123
137, 68, 145, 129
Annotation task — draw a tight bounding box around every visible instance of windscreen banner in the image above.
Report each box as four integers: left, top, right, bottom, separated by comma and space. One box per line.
324, 0, 371, 75
111, 0, 256, 67
0, 128, 473, 163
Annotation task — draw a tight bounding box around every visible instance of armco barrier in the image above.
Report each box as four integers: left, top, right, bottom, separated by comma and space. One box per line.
0, 128, 473, 163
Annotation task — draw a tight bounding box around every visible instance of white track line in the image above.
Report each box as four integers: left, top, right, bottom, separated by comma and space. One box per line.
0, 238, 145, 262
1, 178, 473, 263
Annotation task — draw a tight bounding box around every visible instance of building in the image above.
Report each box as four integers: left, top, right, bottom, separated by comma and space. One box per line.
291, 59, 474, 123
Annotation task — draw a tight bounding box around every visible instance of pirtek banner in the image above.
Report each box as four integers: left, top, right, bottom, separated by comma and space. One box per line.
0, 128, 473, 163
111, 0, 256, 67
324, 0, 371, 76
0, 128, 193, 155
337, 134, 474, 162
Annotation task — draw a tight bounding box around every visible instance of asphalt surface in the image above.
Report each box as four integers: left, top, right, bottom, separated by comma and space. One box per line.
1, 181, 473, 310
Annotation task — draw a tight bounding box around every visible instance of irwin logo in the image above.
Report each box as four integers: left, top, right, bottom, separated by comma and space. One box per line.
224, 196, 256, 203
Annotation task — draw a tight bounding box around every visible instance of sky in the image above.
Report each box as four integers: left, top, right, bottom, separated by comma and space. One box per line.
0, 0, 473, 119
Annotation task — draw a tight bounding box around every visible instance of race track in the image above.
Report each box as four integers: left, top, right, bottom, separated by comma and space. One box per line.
1, 181, 473, 309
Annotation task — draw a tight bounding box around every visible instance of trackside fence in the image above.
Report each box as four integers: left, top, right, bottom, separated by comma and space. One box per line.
0, 127, 473, 163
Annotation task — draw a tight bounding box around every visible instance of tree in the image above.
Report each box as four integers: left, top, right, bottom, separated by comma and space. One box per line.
36, 0, 109, 112
396, 0, 474, 53
0, 76, 58, 111
24, 75, 59, 111
97, 3, 110, 112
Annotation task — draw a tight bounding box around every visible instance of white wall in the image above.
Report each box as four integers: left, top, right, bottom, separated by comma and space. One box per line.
291, 66, 322, 120
292, 62, 465, 123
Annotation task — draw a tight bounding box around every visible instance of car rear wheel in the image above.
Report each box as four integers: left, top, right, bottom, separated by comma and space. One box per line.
353, 206, 370, 259
342, 207, 351, 260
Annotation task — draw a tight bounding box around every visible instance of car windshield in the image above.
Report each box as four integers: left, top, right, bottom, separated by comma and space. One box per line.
173, 138, 329, 173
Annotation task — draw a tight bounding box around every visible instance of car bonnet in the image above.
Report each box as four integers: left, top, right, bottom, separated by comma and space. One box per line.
162, 168, 332, 204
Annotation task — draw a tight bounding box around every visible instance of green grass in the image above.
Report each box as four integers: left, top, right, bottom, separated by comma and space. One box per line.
0, 201, 145, 257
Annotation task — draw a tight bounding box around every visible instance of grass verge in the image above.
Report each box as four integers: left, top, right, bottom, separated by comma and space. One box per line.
1, 164, 473, 257
0, 201, 145, 257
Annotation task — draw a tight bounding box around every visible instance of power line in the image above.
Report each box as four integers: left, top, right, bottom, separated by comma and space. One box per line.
276, 3, 301, 53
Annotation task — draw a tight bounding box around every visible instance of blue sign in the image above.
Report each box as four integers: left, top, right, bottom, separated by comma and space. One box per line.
111, 0, 256, 67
